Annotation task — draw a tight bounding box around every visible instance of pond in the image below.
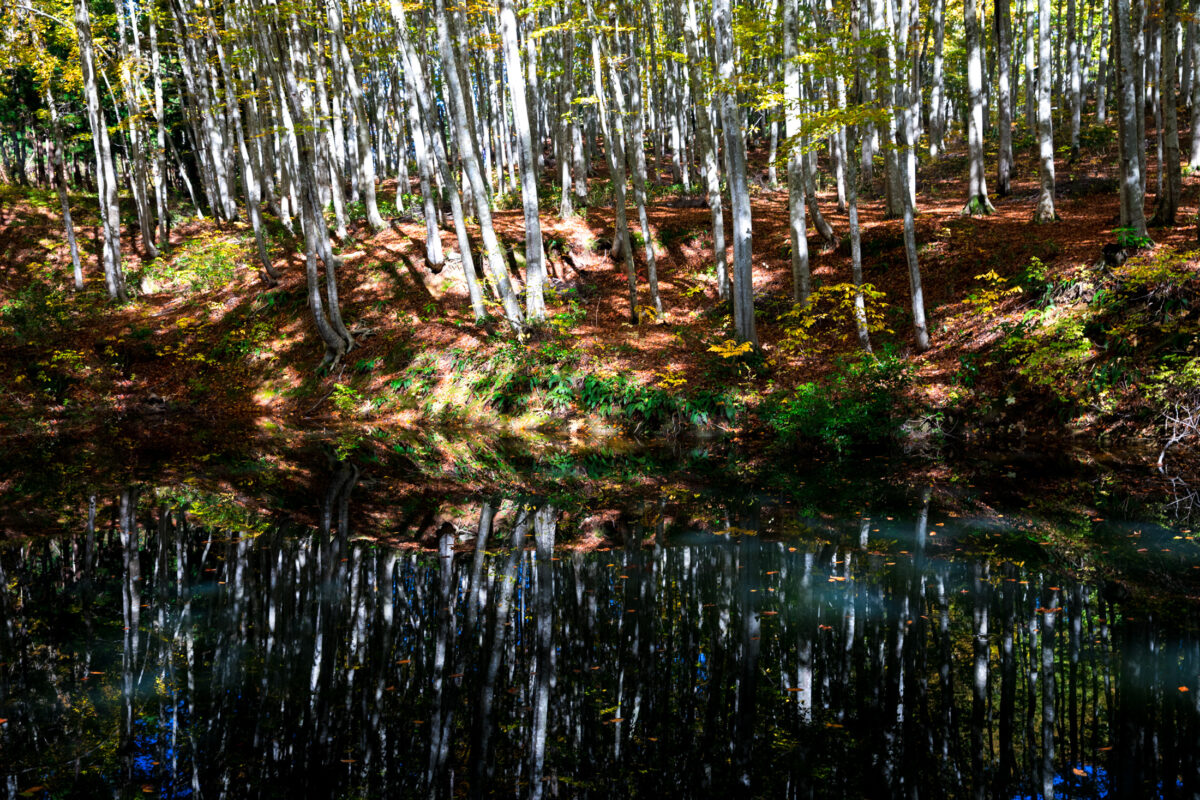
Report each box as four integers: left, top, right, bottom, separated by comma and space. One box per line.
1, 457, 1198, 798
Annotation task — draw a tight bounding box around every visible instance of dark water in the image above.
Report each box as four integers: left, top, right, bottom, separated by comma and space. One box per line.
2, 465, 1199, 799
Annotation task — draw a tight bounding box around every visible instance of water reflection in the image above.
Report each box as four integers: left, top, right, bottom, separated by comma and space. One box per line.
1, 470, 1199, 799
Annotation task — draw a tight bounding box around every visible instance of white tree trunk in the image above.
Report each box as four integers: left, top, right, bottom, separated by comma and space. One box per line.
1115, 0, 1149, 236
498, 0, 547, 321
73, 0, 126, 300
433, 0, 524, 330
963, 0, 995, 214
1034, 0, 1057, 222
783, 0, 811, 303
328, 0, 386, 231
712, 0, 757, 346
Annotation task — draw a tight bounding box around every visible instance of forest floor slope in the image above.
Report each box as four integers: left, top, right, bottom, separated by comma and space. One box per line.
1, 132, 1198, 471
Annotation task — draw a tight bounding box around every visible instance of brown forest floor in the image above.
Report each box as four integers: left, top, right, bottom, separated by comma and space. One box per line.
2, 118, 1199, 470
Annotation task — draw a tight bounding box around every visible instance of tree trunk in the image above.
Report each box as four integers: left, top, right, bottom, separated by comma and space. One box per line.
784, 0, 811, 303
587, 0, 639, 322
1068, 0, 1083, 157
963, 0, 996, 213
1034, 0, 1058, 222
1115, 0, 1149, 236
1190, 0, 1200, 168
433, 0, 525, 330
1153, 0, 1181, 224
622, 13, 663, 317
389, 0, 486, 320
712, 0, 757, 347
498, 0, 547, 322
1097, 0, 1111, 122
73, 0, 127, 300
327, 0, 386, 231
682, 0, 730, 300
45, 86, 83, 290
996, 0, 1014, 195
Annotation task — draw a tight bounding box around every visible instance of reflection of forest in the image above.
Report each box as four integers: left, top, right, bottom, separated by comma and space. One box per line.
1, 467, 1198, 799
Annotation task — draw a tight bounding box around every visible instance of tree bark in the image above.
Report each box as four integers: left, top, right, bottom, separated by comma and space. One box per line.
784, 0, 811, 303
1153, 0, 1181, 224
498, 0, 547, 321
327, 0, 386, 231
963, 0, 996, 214
1034, 0, 1058, 222
996, 0, 1014, 195
712, 0, 757, 346
1115, 0, 1149, 236
682, 0, 730, 300
73, 0, 127, 300
433, 0, 524, 330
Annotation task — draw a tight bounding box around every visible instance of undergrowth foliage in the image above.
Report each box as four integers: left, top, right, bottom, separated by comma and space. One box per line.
369, 336, 740, 432
763, 351, 914, 452
983, 246, 1200, 420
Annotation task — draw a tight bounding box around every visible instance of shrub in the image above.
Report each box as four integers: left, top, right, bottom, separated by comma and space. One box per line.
764, 351, 913, 452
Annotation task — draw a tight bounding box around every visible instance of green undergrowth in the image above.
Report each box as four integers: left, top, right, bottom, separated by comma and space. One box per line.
340, 334, 743, 434
760, 350, 916, 452
949, 244, 1200, 430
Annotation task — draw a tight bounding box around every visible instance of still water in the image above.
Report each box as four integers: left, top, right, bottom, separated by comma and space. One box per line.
1, 462, 1198, 799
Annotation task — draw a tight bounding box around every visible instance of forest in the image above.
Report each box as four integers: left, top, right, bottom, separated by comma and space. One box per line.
3, 0, 1200, 796
0, 0, 1196, 460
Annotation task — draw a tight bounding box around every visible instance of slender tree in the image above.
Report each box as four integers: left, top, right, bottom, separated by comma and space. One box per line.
72, 0, 127, 300
712, 0, 757, 346
498, 0, 547, 321
963, 0, 995, 214
1033, 0, 1057, 222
